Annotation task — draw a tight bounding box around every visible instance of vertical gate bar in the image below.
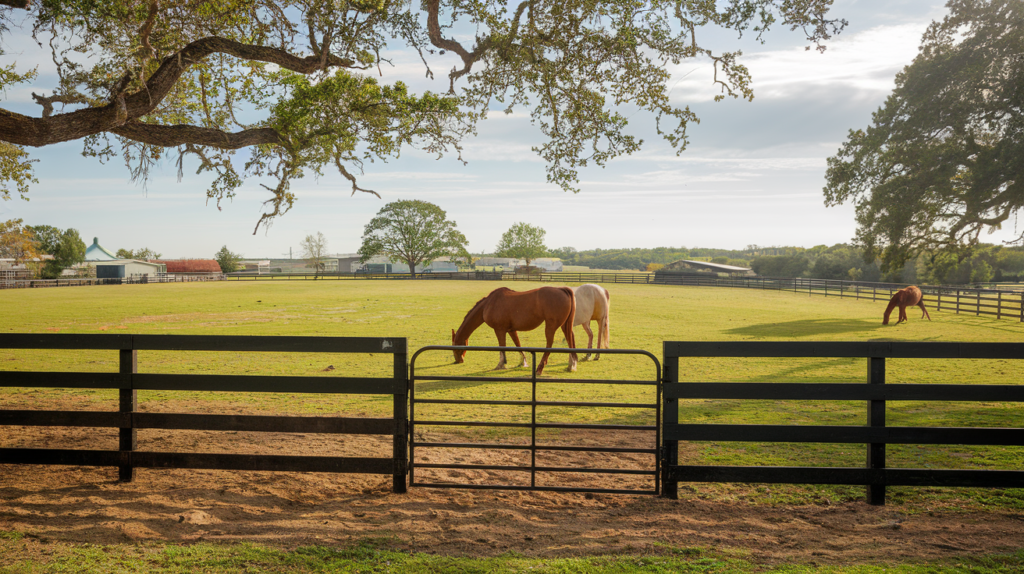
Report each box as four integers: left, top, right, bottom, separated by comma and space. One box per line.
531, 351, 538, 489
662, 346, 679, 499
118, 341, 137, 483
408, 352, 417, 486
654, 355, 662, 496
867, 356, 886, 506
393, 346, 408, 494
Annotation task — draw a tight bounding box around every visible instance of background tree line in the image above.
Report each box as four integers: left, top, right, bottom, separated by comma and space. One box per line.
748, 243, 1024, 285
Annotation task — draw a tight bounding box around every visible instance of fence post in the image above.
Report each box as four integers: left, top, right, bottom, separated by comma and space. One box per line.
866, 356, 886, 506
956, 290, 961, 314
393, 341, 409, 494
998, 292, 1002, 320
662, 347, 679, 499
119, 341, 137, 482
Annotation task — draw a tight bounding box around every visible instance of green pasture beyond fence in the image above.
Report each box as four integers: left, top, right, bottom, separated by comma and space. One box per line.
8, 270, 1023, 322
222, 271, 1024, 322
4, 335, 1024, 505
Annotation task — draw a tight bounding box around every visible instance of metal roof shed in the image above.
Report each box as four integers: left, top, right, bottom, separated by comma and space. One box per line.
96, 259, 165, 279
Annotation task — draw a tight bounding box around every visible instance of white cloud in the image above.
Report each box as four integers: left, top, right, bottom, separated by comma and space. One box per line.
669, 22, 927, 103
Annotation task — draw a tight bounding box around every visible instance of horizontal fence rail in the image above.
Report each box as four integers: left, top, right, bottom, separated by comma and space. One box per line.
662, 341, 1024, 505
0, 334, 409, 492
409, 345, 662, 495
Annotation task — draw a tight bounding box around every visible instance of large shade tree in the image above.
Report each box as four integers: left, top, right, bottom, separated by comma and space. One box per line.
824, 0, 1023, 274
1, 0, 845, 232
358, 199, 469, 277
494, 221, 547, 267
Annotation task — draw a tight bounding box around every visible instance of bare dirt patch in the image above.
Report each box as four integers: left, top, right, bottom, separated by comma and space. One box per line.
2, 398, 1023, 566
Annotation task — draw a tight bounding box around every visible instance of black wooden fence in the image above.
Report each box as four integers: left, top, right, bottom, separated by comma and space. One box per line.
0, 334, 409, 492
662, 341, 1024, 505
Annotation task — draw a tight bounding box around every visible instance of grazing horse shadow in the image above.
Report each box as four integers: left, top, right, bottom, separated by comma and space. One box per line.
725, 319, 885, 338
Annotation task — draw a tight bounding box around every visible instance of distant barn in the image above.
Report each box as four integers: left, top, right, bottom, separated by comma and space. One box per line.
656, 259, 754, 278
155, 259, 223, 275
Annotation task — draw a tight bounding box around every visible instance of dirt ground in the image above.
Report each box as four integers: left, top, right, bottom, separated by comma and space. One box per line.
3, 400, 1024, 566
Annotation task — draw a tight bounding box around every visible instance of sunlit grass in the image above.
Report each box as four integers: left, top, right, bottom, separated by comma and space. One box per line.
3, 279, 1024, 509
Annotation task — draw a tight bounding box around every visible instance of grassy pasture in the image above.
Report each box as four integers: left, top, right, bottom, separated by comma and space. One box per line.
3, 279, 1024, 572
3, 279, 1024, 508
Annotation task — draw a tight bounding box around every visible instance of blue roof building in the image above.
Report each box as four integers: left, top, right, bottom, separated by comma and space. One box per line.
85, 237, 117, 261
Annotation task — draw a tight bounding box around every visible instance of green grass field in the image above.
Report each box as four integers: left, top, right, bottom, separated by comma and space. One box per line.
2, 280, 1024, 572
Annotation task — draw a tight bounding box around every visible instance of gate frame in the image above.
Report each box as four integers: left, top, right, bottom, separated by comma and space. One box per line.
409, 345, 662, 495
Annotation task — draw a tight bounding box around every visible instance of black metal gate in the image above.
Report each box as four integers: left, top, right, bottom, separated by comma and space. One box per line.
409, 345, 661, 494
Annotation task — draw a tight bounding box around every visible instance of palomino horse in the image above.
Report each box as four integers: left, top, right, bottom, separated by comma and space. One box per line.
451, 286, 578, 375
572, 284, 610, 361
883, 286, 933, 325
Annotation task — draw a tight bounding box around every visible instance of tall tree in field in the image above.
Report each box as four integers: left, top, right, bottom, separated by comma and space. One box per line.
0, 1, 845, 232
25, 225, 61, 254
495, 222, 547, 267
359, 200, 469, 278
0, 218, 42, 272
300, 232, 329, 278
39, 228, 87, 279
214, 245, 243, 273
116, 247, 162, 260
824, 0, 1023, 274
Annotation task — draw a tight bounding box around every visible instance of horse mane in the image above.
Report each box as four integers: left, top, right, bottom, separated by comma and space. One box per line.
461, 295, 490, 325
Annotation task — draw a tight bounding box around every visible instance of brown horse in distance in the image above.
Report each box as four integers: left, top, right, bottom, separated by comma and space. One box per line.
883, 286, 933, 325
452, 286, 578, 375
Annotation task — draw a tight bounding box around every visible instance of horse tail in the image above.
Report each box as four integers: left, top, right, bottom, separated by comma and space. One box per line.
601, 288, 610, 349
562, 286, 577, 349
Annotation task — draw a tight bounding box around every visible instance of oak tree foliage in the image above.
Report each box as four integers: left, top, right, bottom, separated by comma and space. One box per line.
494, 221, 546, 266
824, 0, 1023, 273
1, 0, 845, 232
299, 231, 330, 276
39, 227, 86, 278
358, 199, 469, 277
116, 247, 162, 259
0, 218, 42, 264
214, 244, 243, 273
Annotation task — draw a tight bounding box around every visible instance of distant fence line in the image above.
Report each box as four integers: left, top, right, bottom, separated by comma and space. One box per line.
7, 269, 1023, 322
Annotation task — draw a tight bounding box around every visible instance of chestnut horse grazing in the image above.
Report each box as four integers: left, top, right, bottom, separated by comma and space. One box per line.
883, 286, 933, 325
572, 284, 610, 361
451, 286, 578, 375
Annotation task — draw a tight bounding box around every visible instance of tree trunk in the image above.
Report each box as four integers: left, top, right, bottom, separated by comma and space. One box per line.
408, 258, 417, 279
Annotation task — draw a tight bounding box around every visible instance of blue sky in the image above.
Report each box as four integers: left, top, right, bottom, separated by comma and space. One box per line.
5, 0, 1017, 259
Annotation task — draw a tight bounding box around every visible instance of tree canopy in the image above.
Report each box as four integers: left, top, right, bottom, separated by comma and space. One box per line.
214, 245, 242, 273
39, 227, 86, 278
358, 199, 469, 277
1, 0, 845, 232
823, 0, 1023, 273
116, 247, 162, 260
494, 221, 547, 266
0, 218, 41, 264
299, 231, 329, 276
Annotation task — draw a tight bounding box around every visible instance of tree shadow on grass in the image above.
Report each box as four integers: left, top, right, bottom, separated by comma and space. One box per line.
725, 318, 887, 338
